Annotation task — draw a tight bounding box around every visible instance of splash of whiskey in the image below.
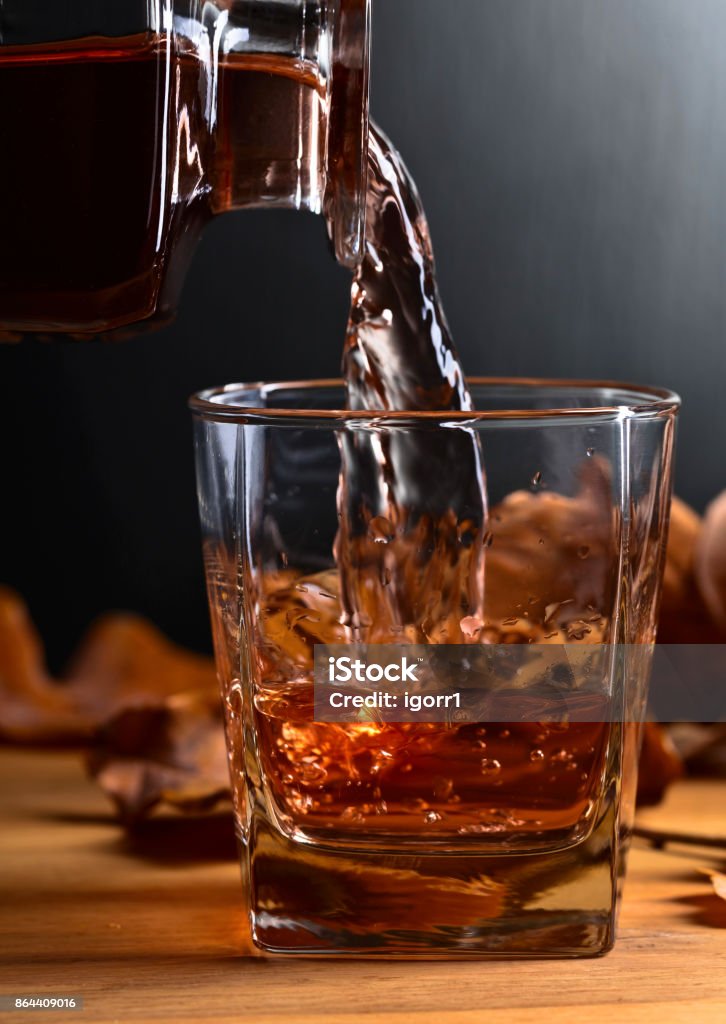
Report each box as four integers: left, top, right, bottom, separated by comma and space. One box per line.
336, 124, 487, 642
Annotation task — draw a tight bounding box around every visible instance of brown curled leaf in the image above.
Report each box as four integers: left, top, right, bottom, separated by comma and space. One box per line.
0, 587, 218, 744
66, 613, 218, 718
0, 586, 94, 742
660, 497, 721, 643
636, 723, 684, 807
484, 459, 613, 627
87, 691, 229, 825
695, 490, 726, 634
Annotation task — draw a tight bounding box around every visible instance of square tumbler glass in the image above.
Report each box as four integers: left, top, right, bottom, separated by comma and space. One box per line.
190, 378, 679, 957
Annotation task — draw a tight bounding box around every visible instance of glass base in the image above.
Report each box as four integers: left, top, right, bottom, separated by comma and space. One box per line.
242, 804, 619, 958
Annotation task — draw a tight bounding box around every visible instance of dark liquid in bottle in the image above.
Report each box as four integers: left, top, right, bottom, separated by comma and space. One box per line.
0, 36, 179, 336
0, 35, 324, 338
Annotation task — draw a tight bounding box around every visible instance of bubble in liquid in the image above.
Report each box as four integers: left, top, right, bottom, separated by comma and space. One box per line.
424, 810, 443, 824
550, 749, 572, 765
340, 806, 366, 824
368, 516, 395, 544
481, 758, 502, 776
532, 471, 543, 488
225, 681, 244, 717
529, 749, 545, 762
370, 748, 395, 775
289, 791, 315, 814
298, 762, 327, 784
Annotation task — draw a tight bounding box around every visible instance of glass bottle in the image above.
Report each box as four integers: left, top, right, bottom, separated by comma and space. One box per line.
0, 0, 370, 339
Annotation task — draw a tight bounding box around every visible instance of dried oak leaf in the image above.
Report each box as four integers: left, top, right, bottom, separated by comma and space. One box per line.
636, 722, 684, 807
66, 613, 218, 714
660, 497, 722, 643
695, 490, 726, 634
0, 586, 218, 743
88, 691, 229, 825
484, 459, 613, 625
0, 586, 93, 743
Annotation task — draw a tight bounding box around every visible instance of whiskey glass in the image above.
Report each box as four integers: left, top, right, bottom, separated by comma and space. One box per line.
191, 378, 679, 957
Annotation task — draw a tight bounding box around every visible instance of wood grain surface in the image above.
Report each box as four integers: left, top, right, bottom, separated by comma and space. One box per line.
1, 749, 725, 1023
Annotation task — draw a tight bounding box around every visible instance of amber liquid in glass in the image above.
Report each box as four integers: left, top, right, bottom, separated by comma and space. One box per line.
211, 554, 620, 953
253, 571, 611, 846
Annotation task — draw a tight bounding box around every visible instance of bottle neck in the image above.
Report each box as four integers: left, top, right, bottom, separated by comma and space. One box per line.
172, 0, 369, 267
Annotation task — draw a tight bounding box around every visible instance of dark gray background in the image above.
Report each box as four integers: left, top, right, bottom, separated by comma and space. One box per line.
3, 0, 726, 665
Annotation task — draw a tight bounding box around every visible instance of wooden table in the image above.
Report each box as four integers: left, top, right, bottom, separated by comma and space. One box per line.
1, 749, 725, 1023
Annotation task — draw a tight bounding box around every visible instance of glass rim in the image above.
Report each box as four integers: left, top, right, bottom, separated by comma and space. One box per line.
189, 377, 681, 424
